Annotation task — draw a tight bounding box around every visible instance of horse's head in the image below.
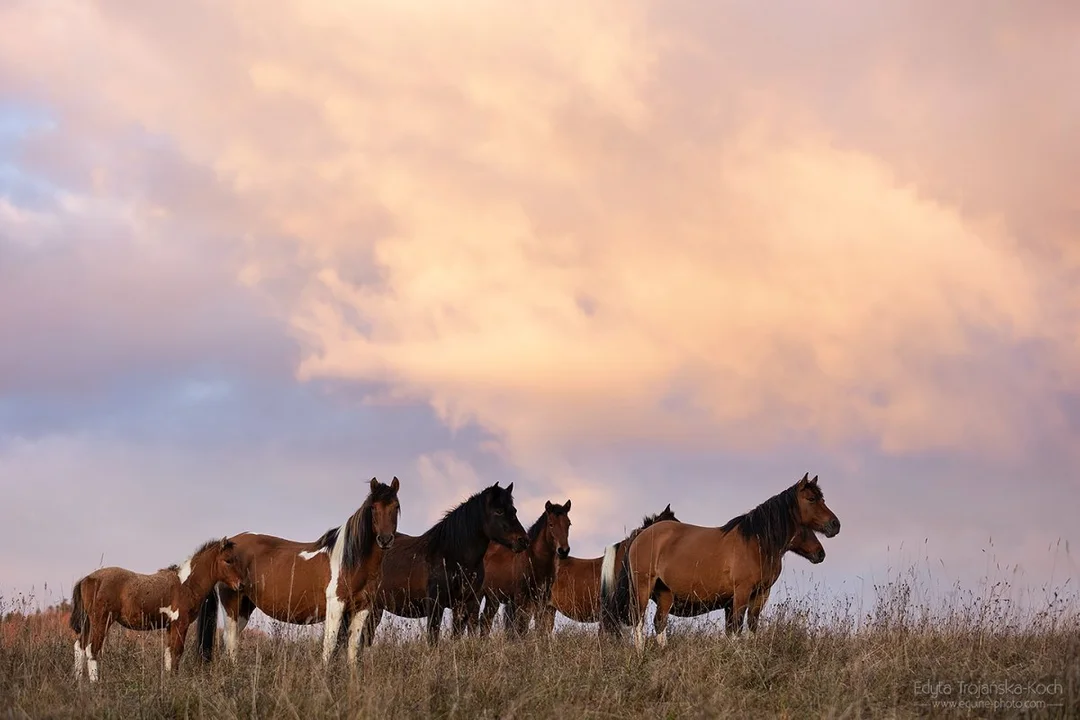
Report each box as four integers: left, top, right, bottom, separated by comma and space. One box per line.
544, 499, 572, 559
484, 482, 529, 553
788, 526, 825, 564
369, 476, 401, 550
794, 473, 840, 538
214, 537, 244, 591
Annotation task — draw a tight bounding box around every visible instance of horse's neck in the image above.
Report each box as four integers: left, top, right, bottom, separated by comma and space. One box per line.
177, 560, 215, 608
528, 531, 557, 576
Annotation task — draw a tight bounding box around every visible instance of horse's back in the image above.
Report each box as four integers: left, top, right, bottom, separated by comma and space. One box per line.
551, 556, 602, 622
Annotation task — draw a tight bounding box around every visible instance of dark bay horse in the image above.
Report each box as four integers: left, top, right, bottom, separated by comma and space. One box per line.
477, 500, 572, 637
70, 538, 243, 682
535, 505, 678, 634
197, 477, 400, 665
362, 482, 529, 645
626, 473, 840, 650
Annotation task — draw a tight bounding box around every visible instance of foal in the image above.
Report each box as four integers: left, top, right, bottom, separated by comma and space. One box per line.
478, 500, 572, 637
362, 482, 529, 646
198, 477, 400, 664
627, 473, 840, 651
535, 505, 678, 634
70, 537, 243, 682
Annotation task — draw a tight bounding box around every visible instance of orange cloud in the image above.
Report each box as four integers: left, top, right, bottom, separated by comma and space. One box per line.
1, 0, 1076, 470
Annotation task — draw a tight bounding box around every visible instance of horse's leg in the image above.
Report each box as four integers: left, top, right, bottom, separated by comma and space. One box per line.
536, 603, 556, 635
361, 607, 381, 647
502, 599, 520, 638
86, 609, 113, 683
478, 594, 499, 637
426, 605, 443, 646
451, 602, 469, 637
727, 585, 752, 636
322, 585, 347, 663
166, 617, 190, 673
630, 570, 654, 652
218, 587, 248, 662
746, 587, 771, 633
345, 606, 371, 664
653, 590, 673, 648
513, 599, 533, 636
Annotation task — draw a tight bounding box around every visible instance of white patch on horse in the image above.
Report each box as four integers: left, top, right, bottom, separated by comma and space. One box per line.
73, 640, 85, 679
178, 557, 193, 584
164, 647, 173, 672
299, 547, 327, 560
159, 606, 179, 622
86, 644, 100, 682
321, 521, 348, 663
657, 628, 668, 648
634, 621, 646, 653
347, 609, 370, 663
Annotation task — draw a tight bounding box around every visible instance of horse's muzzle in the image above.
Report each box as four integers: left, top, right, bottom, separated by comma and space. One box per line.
377, 535, 395, 550
556, 547, 570, 559
810, 550, 825, 564
512, 537, 529, 553
822, 519, 841, 538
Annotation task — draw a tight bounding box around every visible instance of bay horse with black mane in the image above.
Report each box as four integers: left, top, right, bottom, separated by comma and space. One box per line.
533, 504, 678, 634
197, 477, 400, 665
477, 499, 572, 637
626, 473, 840, 650
70, 537, 243, 682
361, 482, 529, 646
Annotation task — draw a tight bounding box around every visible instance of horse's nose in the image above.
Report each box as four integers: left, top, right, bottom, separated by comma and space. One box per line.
824, 519, 840, 538
813, 550, 826, 563
377, 534, 395, 550
557, 547, 570, 559
514, 537, 528, 552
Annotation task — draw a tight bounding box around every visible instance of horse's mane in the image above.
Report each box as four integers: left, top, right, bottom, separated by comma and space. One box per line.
618, 505, 678, 548
719, 483, 809, 557
421, 484, 496, 557
158, 538, 222, 574
312, 482, 399, 571
527, 502, 570, 543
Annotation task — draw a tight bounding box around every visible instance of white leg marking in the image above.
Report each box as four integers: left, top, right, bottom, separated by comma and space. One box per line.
86, 645, 100, 683
321, 521, 348, 663
159, 606, 179, 622
599, 544, 618, 600
73, 640, 85, 679
224, 613, 240, 661
634, 620, 646, 653
346, 610, 369, 664
657, 628, 668, 648
164, 647, 173, 672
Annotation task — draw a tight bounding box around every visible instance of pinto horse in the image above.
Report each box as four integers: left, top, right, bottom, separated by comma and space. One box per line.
197, 477, 400, 665
534, 505, 678, 634
361, 482, 529, 646
626, 473, 839, 650
477, 500, 572, 637
70, 537, 243, 682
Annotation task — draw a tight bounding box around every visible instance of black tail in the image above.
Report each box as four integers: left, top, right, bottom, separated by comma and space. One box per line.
611, 539, 636, 626
69, 580, 87, 636
599, 542, 623, 636
196, 586, 219, 662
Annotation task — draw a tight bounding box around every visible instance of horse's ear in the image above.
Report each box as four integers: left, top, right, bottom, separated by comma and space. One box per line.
370, 477, 379, 492
798, 472, 809, 486
506, 482, 514, 494
545, 500, 555, 512
809, 475, 819, 486
220, 536, 231, 550
390, 476, 400, 492
664, 503, 671, 513
564, 499, 571, 512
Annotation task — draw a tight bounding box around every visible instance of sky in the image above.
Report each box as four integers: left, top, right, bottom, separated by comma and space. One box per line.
0, 1, 1078, 624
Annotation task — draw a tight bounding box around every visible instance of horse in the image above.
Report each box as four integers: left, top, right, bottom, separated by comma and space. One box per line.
69, 537, 243, 682
477, 499, 572, 637
361, 482, 529, 646
626, 473, 840, 650
196, 477, 400, 665
533, 504, 679, 634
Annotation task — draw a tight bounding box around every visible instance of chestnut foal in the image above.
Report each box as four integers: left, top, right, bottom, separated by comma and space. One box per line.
70, 537, 243, 682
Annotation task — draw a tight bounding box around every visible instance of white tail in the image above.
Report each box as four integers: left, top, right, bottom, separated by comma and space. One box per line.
599, 543, 619, 602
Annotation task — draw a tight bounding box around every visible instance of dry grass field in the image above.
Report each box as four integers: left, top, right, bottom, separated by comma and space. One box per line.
2, 576, 1077, 719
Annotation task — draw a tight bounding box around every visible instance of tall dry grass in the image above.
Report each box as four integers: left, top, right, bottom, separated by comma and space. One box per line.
1, 575, 1077, 719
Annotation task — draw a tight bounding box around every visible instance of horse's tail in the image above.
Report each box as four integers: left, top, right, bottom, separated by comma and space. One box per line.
611, 537, 638, 626
196, 585, 219, 662
69, 579, 87, 636
599, 542, 621, 634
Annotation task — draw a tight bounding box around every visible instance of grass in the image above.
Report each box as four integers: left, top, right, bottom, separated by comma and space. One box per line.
1, 575, 1077, 719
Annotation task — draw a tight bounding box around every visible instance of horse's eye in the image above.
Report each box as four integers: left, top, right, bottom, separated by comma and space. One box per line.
494, 510, 504, 516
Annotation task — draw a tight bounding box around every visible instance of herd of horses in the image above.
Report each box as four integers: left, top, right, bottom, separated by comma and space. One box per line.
68, 473, 840, 682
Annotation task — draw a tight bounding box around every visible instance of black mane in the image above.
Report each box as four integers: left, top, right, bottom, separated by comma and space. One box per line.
344, 481, 399, 571
719, 484, 802, 557
527, 502, 569, 542
422, 484, 499, 559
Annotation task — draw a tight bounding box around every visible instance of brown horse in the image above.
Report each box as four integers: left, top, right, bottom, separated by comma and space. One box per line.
626, 473, 840, 650
361, 482, 529, 646
69, 537, 243, 682
197, 477, 400, 665
477, 500, 572, 637
534, 505, 678, 634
